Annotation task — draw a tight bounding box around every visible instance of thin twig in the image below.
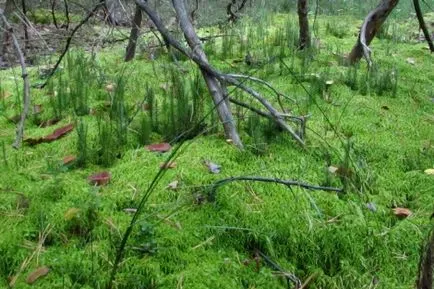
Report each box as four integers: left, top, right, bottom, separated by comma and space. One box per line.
209, 176, 343, 201
39, 1, 105, 89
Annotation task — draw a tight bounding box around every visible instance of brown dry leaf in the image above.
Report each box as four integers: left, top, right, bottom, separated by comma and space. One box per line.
160, 161, 177, 169
393, 207, 412, 218
146, 143, 171, 152
26, 266, 50, 284
88, 171, 111, 186
63, 155, 76, 165
425, 169, 434, 175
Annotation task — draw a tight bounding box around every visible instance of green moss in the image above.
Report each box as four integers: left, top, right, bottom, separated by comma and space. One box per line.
1, 9, 434, 289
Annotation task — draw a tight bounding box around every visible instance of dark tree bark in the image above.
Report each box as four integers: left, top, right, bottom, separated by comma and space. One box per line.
297, 0, 310, 49
51, 0, 59, 28
21, 0, 29, 54
413, 0, 434, 52
64, 0, 70, 30
125, 4, 143, 62
348, 0, 399, 65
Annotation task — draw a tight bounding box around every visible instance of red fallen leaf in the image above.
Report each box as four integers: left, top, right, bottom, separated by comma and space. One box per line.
24, 123, 74, 146
26, 266, 50, 284
43, 123, 74, 141
146, 143, 171, 152
160, 161, 177, 169
393, 207, 412, 218
63, 155, 76, 165
88, 171, 111, 186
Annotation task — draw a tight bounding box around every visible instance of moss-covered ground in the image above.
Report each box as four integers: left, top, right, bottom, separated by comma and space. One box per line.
0, 11, 433, 289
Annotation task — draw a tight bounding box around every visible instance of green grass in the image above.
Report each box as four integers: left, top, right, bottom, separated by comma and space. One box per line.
1, 10, 434, 289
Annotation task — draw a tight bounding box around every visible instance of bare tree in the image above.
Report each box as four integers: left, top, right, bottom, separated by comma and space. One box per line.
297, 0, 310, 49
125, 4, 143, 61
347, 0, 399, 65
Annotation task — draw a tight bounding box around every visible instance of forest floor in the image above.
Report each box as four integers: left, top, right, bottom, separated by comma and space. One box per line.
0, 12, 434, 289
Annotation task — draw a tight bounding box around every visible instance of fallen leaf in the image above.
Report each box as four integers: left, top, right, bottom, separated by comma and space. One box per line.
88, 171, 111, 186
204, 160, 221, 174
26, 266, 50, 284
166, 180, 179, 190
43, 124, 74, 142
64, 208, 81, 220
146, 143, 171, 152
406, 58, 415, 65
24, 123, 74, 146
63, 155, 76, 165
160, 161, 177, 169
159, 82, 170, 91
393, 207, 412, 218
425, 169, 434, 175
105, 83, 115, 92
328, 166, 339, 174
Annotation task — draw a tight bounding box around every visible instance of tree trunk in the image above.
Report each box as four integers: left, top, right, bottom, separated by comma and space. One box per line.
348, 0, 399, 65
172, 0, 243, 149
125, 4, 143, 62
297, 0, 310, 49
413, 0, 434, 52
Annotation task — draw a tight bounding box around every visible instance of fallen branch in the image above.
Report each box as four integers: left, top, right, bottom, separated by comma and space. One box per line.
0, 11, 31, 149
39, 1, 104, 88
208, 176, 343, 201
256, 249, 302, 289
136, 0, 304, 146
414, 0, 434, 52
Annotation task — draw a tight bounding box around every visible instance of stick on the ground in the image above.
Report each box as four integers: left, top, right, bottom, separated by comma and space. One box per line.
39, 1, 104, 88
208, 176, 343, 200
0, 12, 31, 149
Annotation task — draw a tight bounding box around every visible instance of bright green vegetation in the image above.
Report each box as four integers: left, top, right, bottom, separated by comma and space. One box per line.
0, 10, 433, 289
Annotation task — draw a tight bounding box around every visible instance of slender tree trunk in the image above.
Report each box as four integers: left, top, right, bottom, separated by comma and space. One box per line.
348, 0, 399, 65
413, 0, 434, 52
21, 0, 29, 55
297, 0, 310, 49
125, 4, 143, 62
172, 0, 243, 148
